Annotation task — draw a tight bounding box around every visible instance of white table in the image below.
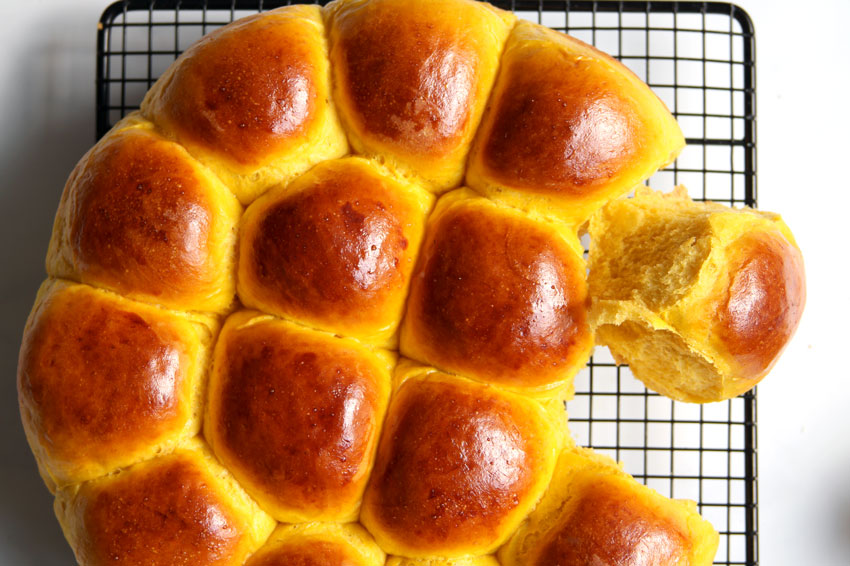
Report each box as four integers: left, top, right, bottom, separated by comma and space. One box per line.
0, 1, 847, 564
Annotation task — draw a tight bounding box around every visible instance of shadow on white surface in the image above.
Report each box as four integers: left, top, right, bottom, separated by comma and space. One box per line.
0, 4, 103, 564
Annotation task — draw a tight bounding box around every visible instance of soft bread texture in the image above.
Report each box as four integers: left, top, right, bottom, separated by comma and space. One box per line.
400, 189, 593, 395
238, 157, 433, 347
54, 438, 275, 566
245, 523, 385, 566
18, 4, 741, 564
325, 0, 515, 191
205, 311, 394, 523
46, 114, 242, 313
500, 447, 719, 566
18, 280, 217, 491
360, 366, 562, 557
588, 187, 806, 402
467, 21, 685, 226
142, 5, 348, 204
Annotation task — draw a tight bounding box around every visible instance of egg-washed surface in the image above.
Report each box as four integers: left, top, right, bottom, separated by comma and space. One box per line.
46, 116, 242, 313
142, 4, 348, 204
18, 280, 216, 490
54, 440, 275, 566
238, 157, 432, 347
15, 0, 785, 564
400, 190, 592, 394
360, 371, 560, 557
205, 312, 393, 523
499, 448, 719, 566
245, 523, 385, 566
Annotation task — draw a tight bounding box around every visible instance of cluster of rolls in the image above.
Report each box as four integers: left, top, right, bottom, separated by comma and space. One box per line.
18, 0, 805, 564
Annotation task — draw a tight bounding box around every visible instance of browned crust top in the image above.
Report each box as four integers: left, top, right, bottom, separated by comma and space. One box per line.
18, 287, 189, 464
153, 11, 322, 166
405, 203, 590, 387
531, 476, 691, 566
718, 230, 806, 379
68, 128, 218, 299
76, 455, 245, 566
364, 377, 545, 551
211, 319, 384, 514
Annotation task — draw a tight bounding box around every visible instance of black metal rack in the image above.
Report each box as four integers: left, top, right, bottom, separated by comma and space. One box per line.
95, 2, 758, 564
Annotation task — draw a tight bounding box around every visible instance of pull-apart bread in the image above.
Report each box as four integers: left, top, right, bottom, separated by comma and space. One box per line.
18, 0, 804, 564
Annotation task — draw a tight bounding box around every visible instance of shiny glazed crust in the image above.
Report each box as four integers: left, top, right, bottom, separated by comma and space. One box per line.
46, 115, 242, 313
245, 523, 385, 566
238, 157, 433, 346
205, 311, 394, 523
54, 439, 275, 566
360, 369, 561, 557
499, 447, 719, 566
400, 190, 592, 394
325, 0, 515, 191
18, 280, 217, 490
15, 0, 801, 563
142, 5, 348, 204
467, 21, 685, 225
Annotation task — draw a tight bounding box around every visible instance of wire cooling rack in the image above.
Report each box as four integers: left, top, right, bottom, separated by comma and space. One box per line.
96, 2, 758, 564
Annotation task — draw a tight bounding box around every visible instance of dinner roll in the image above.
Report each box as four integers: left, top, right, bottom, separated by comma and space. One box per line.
238, 157, 433, 347
499, 447, 718, 566
46, 114, 241, 313
246, 523, 385, 566
18, 280, 217, 491
205, 311, 394, 523
142, 5, 348, 204
360, 367, 561, 557
325, 0, 515, 191
54, 438, 275, 566
467, 21, 684, 226
400, 189, 593, 394
588, 187, 806, 402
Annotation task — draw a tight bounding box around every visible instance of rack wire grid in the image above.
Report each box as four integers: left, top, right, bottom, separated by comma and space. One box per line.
95, 1, 758, 564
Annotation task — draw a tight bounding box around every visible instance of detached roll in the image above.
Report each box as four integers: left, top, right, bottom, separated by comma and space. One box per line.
500, 447, 719, 566
587, 187, 806, 402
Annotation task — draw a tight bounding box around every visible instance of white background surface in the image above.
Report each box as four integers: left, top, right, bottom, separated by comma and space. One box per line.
0, 0, 848, 564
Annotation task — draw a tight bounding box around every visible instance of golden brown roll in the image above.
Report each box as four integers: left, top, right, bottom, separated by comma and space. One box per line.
325, 0, 515, 191
466, 21, 685, 226
54, 438, 275, 566
360, 366, 562, 557
17, 280, 217, 491
238, 157, 433, 347
400, 189, 593, 394
142, 5, 348, 204
205, 310, 394, 523
588, 187, 806, 402
46, 115, 242, 313
499, 447, 719, 566
245, 523, 385, 566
